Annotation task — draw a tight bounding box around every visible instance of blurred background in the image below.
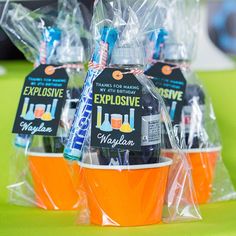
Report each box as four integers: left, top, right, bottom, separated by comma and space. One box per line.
0, 0, 94, 60
0, 0, 235, 70
208, 0, 236, 57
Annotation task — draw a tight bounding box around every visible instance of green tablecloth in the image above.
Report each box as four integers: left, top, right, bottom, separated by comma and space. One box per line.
0, 61, 236, 235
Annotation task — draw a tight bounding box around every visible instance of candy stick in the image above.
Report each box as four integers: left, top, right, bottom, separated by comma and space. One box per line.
40, 27, 63, 153
37, 27, 61, 65
64, 26, 118, 160
146, 28, 168, 67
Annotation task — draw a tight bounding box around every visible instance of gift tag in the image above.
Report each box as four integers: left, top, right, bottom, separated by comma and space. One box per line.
12, 65, 69, 136
145, 62, 186, 124
91, 68, 142, 151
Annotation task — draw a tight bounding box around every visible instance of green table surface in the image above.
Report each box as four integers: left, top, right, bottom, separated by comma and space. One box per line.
0, 61, 236, 236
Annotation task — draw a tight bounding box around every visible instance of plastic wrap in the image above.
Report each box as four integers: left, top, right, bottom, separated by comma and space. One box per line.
145, 0, 236, 203
1, 0, 91, 209
65, 0, 202, 226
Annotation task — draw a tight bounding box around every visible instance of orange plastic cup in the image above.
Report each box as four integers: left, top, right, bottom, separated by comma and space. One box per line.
80, 157, 172, 226
28, 152, 80, 210
161, 147, 220, 204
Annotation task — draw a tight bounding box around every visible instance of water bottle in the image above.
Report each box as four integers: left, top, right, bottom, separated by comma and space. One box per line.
162, 43, 206, 149
97, 47, 161, 165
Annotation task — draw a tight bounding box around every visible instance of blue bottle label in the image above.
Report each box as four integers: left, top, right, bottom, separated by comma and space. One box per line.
182, 105, 205, 133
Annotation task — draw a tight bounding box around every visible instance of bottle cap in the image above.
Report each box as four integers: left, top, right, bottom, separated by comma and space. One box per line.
58, 46, 85, 63
164, 43, 188, 61
111, 47, 145, 66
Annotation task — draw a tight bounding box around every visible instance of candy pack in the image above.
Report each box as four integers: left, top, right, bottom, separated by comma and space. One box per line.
65, 0, 202, 226
1, 0, 91, 209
